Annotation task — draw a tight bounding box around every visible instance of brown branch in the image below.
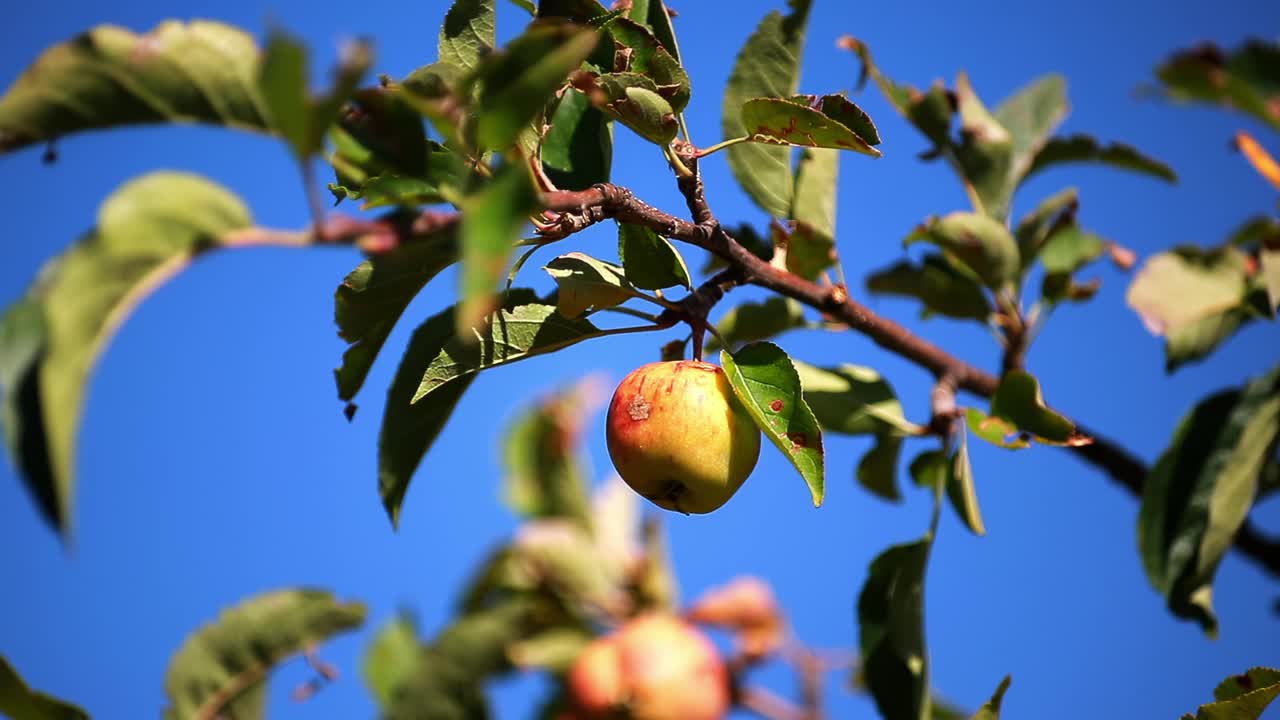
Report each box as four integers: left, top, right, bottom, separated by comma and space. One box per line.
538, 183, 1280, 579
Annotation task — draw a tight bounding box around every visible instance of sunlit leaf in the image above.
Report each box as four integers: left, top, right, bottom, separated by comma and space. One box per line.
865, 255, 992, 321
259, 30, 372, 161
721, 342, 825, 506
0, 655, 88, 720
617, 223, 692, 290
363, 614, 421, 708
543, 252, 636, 318
965, 408, 1030, 450
587, 72, 679, 144
740, 95, 880, 155
794, 361, 921, 438
989, 370, 1079, 444
722, 0, 813, 217
970, 676, 1012, 720
601, 18, 691, 112
1014, 187, 1078, 269
910, 447, 985, 536
994, 74, 1068, 189
952, 72, 1013, 220
1181, 667, 1280, 720
0, 21, 271, 153
439, 0, 496, 73
0, 172, 257, 538
458, 164, 540, 334
1038, 226, 1105, 275
904, 212, 1020, 289
334, 228, 458, 404
163, 589, 365, 720
792, 147, 839, 246
1139, 365, 1280, 635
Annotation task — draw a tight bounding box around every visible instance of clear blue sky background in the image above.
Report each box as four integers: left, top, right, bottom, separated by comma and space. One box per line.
2, 1, 1279, 718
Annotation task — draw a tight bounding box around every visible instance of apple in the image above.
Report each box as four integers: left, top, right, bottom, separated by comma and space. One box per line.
566, 613, 730, 720
686, 576, 784, 662
605, 360, 761, 514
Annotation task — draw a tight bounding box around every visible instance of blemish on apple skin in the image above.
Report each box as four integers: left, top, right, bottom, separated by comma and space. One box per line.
769, 399, 784, 412
787, 432, 808, 449
628, 397, 652, 421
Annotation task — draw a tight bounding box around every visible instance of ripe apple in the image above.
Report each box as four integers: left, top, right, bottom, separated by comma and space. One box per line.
566, 613, 730, 720
605, 360, 761, 514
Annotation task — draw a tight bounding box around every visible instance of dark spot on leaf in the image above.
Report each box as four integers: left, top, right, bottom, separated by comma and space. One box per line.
628, 397, 652, 421
787, 432, 808, 449
769, 399, 784, 412
1234, 673, 1254, 690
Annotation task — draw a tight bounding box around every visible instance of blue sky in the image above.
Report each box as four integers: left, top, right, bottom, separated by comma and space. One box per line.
2, 1, 1279, 718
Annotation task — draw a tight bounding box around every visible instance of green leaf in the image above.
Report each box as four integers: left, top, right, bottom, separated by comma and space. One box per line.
969, 676, 1012, 720
720, 342, 825, 506
1182, 667, 1280, 720
439, 0, 496, 73
1038, 225, 1105, 275
1025, 135, 1176, 184
1156, 39, 1280, 132
617, 223, 692, 290
909, 447, 985, 536
502, 387, 592, 525
1014, 187, 1078, 269
793, 362, 921, 437
710, 297, 806, 351
380, 292, 611, 525
858, 537, 931, 720
994, 74, 1068, 190
1126, 246, 1251, 371
965, 408, 1030, 450
0, 172, 254, 537
458, 164, 540, 334
783, 222, 838, 282
589, 72, 679, 144
541, 89, 613, 190
0, 655, 88, 720
507, 627, 593, 672
363, 614, 422, 708
865, 255, 992, 321
905, 212, 1020, 289
953, 72, 1014, 220
857, 434, 904, 502
258, 31, 311, 158
721, 0, 813, 218
163, 589, 366, 720
327, 88, 435, 202
989, 370, 1078, 444
792, 147, 839, 243
601, 18, 691, 112
473, 20, 600, 150
1259, 248, 1280, 314
543, 252, 636, 318
849, 41, 951, 150
334, 229, 458, 404
740, 95, 880, 155
644, 0, 682, 64
0, 21, 273, 153
1139, 365, 1280, 635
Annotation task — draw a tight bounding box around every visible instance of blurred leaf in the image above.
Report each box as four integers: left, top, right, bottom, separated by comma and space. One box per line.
1014, 187, 1078, 269
989, 370, 1079, 444
1025, 135, 1176, 184
1156, 39, 1280, 132
970, 676, 1012, 720
722, 0, 813, 218
1038, 226, 1105, 275
792, 147, 839, 243
952, 72, 1013, 220
458, 164, 540, 334
0, 172, 253, 538
507, 627, 592, 671
327, 88, 435, 202
259, 31, 372, 161
1126, 246, 1252, 371
905, 212, 1020, 289
865, 255, 992, 321
0, 21, 272, 153
588, 72, 679, 144
740, 95, 880, 155
473, 21, 600, 150
858, 537, 931, 720
794, 361, 921, 437
617, 223, 692, 290
502, 388, 592, 526
513, 520, 620, 611
784, 222, 837, 281
965, 408, 1030, 450
1181, 667, 1280, 720
994, 74, 1067, 190
0, 655, 88, 720
380, 292, 610, 525
439, 0, 496, 73
857, 434, 904, 502
1261, 248, 1280, 313
334, 228, 458, 403
710, 297, 806, 351
1225, 216, 1280, 248
721, 342, 825, 506
644, 0, 682, 64
1140, 365, 1280, 635
163, 589, 365, 720
635, 516, 679, 611
543, 252, 636, 317
364, 614, 421, 708
910, 447, 985, 536
541, 89, 612, 190
847, 40, 951, 150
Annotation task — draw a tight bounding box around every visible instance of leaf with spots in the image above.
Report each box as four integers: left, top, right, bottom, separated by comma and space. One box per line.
721, 0, 813, 218
1180, 667, 1280, 720
1155, 39, 1280, 132
0, 655, 88, 720
163, 589, 366, 720
740, 95, 880, 155
720, 342, 824, 506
